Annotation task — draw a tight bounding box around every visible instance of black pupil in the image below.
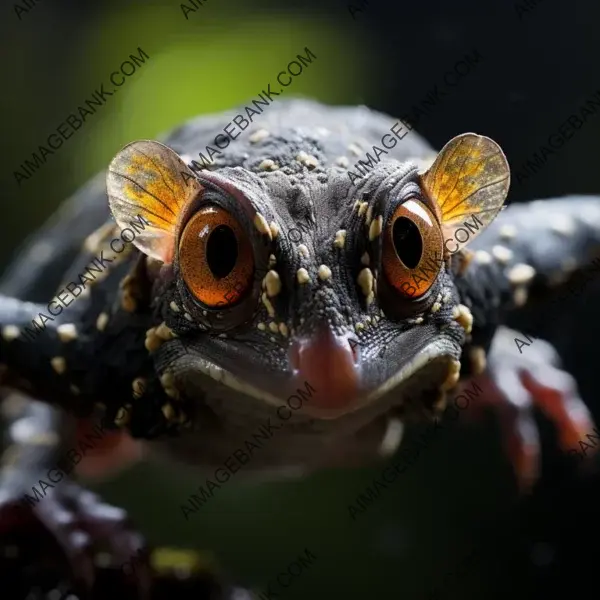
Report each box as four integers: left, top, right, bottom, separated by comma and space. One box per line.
206, 225, 238, 278
392, 217, 422, 269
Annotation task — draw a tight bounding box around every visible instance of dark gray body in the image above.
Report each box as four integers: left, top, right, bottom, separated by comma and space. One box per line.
1, 99, 600, 485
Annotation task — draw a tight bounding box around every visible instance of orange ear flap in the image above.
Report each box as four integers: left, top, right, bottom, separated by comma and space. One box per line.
106, 140, 203, 264
420, 133, 510, 255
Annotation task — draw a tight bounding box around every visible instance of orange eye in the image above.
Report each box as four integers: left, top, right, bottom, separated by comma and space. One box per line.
382, 199, 443, 299
178, 205, 254, 308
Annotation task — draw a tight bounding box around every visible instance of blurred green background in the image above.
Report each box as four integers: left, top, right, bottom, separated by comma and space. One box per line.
4, 0, 600, 598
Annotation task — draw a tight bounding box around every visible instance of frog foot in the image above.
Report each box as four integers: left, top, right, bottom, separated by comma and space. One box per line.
0, 477, 151, 597
470, 326, 598, 492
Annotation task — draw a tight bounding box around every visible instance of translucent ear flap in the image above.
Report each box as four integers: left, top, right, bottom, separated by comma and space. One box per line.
420, 133, 510, 255
106, 140, 203, 264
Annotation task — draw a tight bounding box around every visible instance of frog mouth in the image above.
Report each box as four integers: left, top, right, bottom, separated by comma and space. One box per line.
163, 336, 460, 421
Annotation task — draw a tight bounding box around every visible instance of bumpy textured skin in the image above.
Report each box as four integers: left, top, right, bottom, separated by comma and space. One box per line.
0, 98, 599, 482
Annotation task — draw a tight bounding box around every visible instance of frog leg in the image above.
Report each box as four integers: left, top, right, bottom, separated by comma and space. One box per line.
465, 327, 596, 492
0, 393, 151, 595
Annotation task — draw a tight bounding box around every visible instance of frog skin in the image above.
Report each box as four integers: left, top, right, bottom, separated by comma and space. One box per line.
0, 98, 597, 591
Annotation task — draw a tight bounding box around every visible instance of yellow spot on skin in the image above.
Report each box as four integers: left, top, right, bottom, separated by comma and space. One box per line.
145, 328, 164, 352
550, 215, 576, 237
297, 268, 310, 284
269, 222, 279, 238
361, 252, 370, 266
29, 432, 60, 446
348, 143, 361, 156
69, 384, 80, 395
51, 357, 66, 374
57, 323, 78, 343
249, 129, 270, 143
431, 302, 442, 313
132, 377, 147, 398
1, 325, 20, 342
353, 200, 361, 211
474, 250, 492, 265
184, 312, 193, 322
358, 202, 368, 217
121, 292, 137, 313
369, 216, 383, 241
440, 359, 461, 391
155, 322, 176, 340
269, 322, 279, 333
499, 224, 517, 240
298, 244, 309, 258
492, 245, 513, 264
114, 406, 131, 427
469, 347, 487, 375
366, 205, 373, 225
170, 301, 180, 313
261, 293, 275, 317
296, 152, 319, 169
268, 254, 277, 268
253, 213, 272, 240
259, 159, 278, 171
414, 317, 424, 324
357, 268, 374, 297
279, 323, 289, 337
452, 304, 473, 334
513, 286, 528, 307
96, 312, 109, 332
257, 322, 266, 331
265, 270, 282, 297
366, 292, 375, 306
165, 387, 180, 400
160, 372, 174, 389
355, 322, 365, 332
318, 265, 332, 281
507, 263, 535, 285
334, 230, 346, 249
336, 156, 349, 168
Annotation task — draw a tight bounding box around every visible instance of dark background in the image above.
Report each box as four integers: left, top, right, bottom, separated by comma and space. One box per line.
2, 0, 600, 598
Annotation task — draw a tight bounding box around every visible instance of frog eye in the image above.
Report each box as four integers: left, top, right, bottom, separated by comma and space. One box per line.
382, 199, 443, 299
178, 205, 254, 308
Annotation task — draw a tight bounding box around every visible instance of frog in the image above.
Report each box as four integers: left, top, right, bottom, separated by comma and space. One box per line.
0, 98, 597, 594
